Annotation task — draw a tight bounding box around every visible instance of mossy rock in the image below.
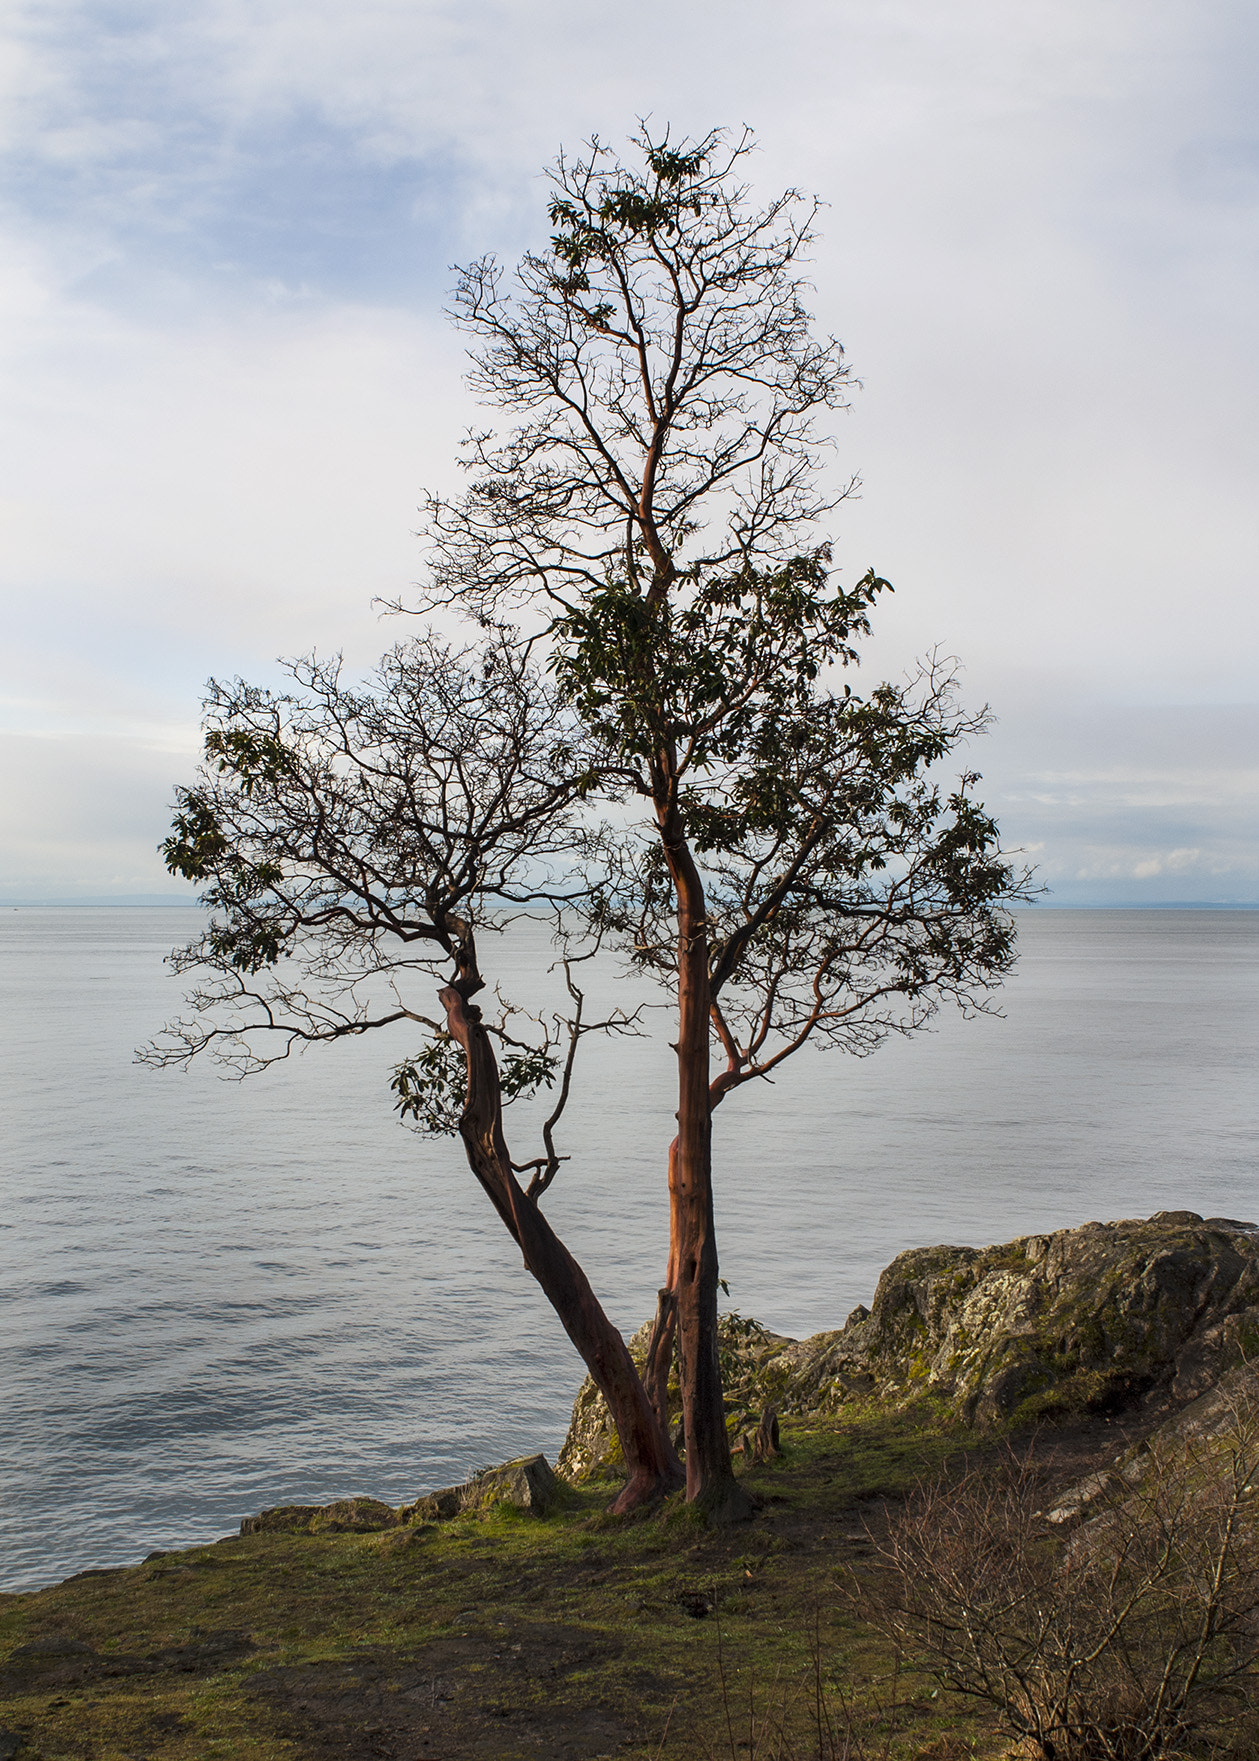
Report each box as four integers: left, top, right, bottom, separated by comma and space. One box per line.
556, 1312, 793, 1484
460, 1454, 565, 1517
240, 1496, 399, 1535
816, 1212, 1259, 1427
558, 1212, 1259, 1484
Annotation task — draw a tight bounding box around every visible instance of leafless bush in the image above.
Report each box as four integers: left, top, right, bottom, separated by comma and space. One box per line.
865, 1387, 1259, 1760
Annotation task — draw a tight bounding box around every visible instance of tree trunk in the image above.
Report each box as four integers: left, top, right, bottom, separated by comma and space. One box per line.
643, 1156, 679, 1430
657, 831, 753, 1523
440, 981, 682, 1513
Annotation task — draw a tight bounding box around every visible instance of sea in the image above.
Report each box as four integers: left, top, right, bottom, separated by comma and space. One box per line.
2, 906, 1257, 1592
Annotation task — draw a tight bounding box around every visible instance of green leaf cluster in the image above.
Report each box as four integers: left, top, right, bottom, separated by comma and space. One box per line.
392, 1036, 559, 1137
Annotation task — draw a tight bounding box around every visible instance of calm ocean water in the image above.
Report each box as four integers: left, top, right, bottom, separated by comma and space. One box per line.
2, 907, 1257, 1591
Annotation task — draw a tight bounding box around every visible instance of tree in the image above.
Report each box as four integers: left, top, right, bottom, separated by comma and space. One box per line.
145, 634, 682, 1510
149, 125, 1030, 1521
408, 125, 1033, 1516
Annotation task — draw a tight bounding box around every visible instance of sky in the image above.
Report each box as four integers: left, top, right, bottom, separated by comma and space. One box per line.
1, 0, 1255, 905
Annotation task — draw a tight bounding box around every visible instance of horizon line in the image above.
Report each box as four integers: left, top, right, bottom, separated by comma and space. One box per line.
2, 894, 1257, 912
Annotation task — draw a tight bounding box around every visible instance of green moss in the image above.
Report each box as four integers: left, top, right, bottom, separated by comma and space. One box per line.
0, 1406, 997, 1761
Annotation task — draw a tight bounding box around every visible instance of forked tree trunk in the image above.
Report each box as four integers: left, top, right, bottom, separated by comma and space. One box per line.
440, 981, 683, 1513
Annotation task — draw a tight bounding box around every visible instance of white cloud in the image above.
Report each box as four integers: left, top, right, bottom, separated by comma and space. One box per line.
968, 696, 1259, 902
0, 0, 1256, 896
1131, 849, 1203, 880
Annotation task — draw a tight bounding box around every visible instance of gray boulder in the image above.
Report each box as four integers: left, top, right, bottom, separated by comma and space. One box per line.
396, 1455, 562, 1522
810, 1210, 1259, 1427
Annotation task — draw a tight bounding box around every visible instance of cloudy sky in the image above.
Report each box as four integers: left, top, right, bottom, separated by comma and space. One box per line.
1, 0, 1255, 904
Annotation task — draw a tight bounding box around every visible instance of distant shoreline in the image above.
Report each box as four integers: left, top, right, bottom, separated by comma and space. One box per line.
3, 897, 1257, 912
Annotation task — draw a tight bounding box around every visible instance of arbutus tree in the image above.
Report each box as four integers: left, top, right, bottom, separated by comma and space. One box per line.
143, 634, 684, 1510
149, 125, 1032, 1525
555, 585, 1027, 1519
407, 125, 1034, 1518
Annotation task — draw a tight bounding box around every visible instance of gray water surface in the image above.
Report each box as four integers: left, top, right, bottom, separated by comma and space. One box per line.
2, 907, 1256, 1589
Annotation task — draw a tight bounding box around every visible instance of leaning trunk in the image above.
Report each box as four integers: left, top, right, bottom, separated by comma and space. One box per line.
440, 981, 682, 1512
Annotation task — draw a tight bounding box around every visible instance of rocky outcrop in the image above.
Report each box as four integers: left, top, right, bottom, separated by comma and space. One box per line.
799, 1210, 1259, 1428
559, 1212, 1259, 1481
1042, 1352, 1259, 1543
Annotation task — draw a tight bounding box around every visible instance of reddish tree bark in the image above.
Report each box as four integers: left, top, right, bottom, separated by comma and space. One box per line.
653, 800, 754, 1522
439, 977, 683, 1513
643, 1163, 679, 1431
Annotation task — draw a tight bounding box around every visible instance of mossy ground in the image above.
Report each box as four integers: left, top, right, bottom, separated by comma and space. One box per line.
0, 1404, 1113, 1761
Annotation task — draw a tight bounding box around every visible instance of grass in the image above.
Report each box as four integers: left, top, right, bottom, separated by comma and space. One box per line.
0, 1404, 1006, 1761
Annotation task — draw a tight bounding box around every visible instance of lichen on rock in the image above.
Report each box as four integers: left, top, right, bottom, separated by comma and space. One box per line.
557, 1212, 1259, 1484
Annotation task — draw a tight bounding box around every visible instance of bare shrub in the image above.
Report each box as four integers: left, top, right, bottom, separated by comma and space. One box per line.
864, 1387, 1259, 1760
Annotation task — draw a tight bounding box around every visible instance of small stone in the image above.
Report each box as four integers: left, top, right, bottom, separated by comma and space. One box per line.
398, 1486, 468, 1523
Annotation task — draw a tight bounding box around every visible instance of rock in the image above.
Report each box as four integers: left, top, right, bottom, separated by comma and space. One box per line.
1044, 1470, 1116, 1525
1134, 1355, 1259, 1458
240, 1497, 398, 1536
557, 1311, 794, 1485
308, 1498, 398, 1534
240, 1505, 323, 1535
461, 1454, 561, 1517
398, 1485, 469, 1523
557, 1318, 654, 1483
397, 1455, 562, 1521
557, 1213, 1259, 1475
768, 1212, 1259, 1430
240, 1455, 563, 1535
